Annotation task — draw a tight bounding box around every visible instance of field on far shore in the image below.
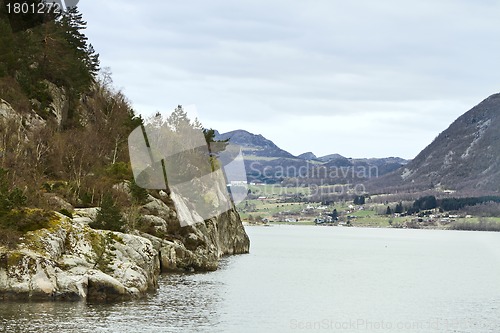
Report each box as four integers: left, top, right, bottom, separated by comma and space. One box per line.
236, 184, 500, 230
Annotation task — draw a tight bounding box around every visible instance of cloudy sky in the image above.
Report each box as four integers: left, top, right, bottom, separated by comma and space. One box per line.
79, 0, 500, 159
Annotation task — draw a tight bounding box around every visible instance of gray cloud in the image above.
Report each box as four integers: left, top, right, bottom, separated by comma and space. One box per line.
80, 0, 500, 159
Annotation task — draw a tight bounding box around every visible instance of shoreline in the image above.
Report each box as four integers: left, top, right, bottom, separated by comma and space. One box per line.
243, 221, 500, 232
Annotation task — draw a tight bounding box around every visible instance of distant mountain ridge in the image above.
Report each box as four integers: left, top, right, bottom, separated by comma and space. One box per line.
215, 129, 295, 158
215, 129, 409, 184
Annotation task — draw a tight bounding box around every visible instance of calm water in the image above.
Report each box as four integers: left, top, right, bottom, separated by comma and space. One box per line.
1, 226, 500, 332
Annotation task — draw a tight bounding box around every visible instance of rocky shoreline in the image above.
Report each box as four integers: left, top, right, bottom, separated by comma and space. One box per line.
0, 194, 250, 302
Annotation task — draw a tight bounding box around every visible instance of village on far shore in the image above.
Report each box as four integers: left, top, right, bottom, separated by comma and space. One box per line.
235, 183, 500, 232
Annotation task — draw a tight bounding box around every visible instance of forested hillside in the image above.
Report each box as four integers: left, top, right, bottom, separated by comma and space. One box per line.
0, 0, 143, 243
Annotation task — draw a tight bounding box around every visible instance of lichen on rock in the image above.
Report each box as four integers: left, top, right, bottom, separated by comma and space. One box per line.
0, 213, 160, 301
0, 188, 250, 302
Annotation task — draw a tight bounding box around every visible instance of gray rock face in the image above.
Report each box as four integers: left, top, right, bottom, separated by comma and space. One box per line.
0, 215, 159, 301
0, 189, 250, 301
0, 99, 45, 129
0, 99, 20, 121
45, 81, 68, 127
140, 193, 250, 272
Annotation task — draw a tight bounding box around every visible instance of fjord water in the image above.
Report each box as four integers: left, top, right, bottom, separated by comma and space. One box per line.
1, 226, 500, 333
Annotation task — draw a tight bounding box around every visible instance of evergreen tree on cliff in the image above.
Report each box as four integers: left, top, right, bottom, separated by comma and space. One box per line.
90, 193, 124, 232
0, 1, 99, 122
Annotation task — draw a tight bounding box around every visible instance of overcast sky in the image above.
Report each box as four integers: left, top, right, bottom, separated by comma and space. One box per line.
79, 0, 500, 159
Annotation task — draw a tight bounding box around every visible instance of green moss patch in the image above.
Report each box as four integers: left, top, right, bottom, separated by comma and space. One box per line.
0, 209, 57, 248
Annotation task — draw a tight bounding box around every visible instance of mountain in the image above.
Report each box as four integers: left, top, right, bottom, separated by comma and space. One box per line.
215, 130, 295, 158
215, 130, 408, 184
322, 154, 352, 168
317, 153, 346, 162
318, 154, 407, 171
298, 152, 317, 160
352, 157, 409, 177
369, 93, 500, 193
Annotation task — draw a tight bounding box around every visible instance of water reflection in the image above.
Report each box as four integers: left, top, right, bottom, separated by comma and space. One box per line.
0, 301, 90, 332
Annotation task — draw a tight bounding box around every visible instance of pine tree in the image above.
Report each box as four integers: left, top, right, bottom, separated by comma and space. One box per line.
166, 105, 190, 130
90, 193, 124, 232
353, 195, 365, 205
61, 8, 90, 61
395, 202, 403, 214
130, 180, 149, 205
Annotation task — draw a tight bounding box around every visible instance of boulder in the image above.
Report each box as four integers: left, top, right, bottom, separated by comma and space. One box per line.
0, 215, 160, 302
87, 270, 126, 301
43, 193, 73, 212
74, 208, 99, 221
